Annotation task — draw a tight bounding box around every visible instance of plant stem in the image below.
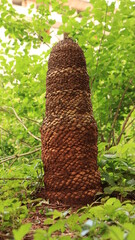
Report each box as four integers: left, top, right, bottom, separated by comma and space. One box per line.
117, 105, 135, 145
0, 147, 41, 164
2, 106, 41, 142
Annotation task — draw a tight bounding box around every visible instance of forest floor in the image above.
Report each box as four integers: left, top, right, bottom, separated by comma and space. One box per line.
0, 186, 135, 240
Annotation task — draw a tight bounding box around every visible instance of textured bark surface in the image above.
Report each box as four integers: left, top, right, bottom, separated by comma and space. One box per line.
41, 38, 102, 206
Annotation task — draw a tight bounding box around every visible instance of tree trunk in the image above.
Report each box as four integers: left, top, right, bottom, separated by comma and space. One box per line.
41, 38, 102, 206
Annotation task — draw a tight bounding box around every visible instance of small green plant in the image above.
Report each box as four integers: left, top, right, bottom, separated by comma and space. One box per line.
99, 142, 135, 199
0, 159, 44, 236
13, 223, 32, 240
31, 198, 135, 239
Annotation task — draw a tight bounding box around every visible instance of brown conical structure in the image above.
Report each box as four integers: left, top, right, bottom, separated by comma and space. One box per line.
41, 38, 102, 206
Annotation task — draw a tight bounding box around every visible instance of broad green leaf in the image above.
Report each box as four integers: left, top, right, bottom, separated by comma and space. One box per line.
127, 227, 135, 240
13, 223, 32, 240
34, 229, 48, 240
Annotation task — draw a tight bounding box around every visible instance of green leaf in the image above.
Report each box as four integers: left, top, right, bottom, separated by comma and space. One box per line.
13, 223, 32, 240
48, 220, 65, 236
127, 227, 135, 240
34, 229, 48, 240
108, 226, 124, 240
44, 218, 54, 225
59, 237, 71, 240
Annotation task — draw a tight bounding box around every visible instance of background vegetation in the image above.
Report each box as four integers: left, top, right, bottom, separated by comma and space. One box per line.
0, 0, 135, 239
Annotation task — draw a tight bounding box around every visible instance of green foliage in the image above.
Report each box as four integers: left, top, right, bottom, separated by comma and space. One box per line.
13, 223, 32, 240
32, 198, 135, 239
0, 159, 43, 234
99, 142, 135, 198
0, 0, 135, 238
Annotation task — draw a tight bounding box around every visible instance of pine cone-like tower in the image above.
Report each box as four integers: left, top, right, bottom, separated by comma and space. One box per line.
41, 38, 102, 206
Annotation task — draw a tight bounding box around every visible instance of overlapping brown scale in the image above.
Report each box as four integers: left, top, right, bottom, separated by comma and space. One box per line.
48, 40, 86, 70
46, 68, 89, 93
46, 90, 92, 117
41, 38, 102, 206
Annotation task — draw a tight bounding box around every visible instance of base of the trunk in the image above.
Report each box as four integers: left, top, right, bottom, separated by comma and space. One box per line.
37, 187, 103, 207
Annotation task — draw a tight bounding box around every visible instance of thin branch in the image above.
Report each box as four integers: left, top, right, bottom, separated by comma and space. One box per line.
0, 107, 41, 125
0, 144, 41, 161
0, 147, 41, 164
0, 177, 33, 180
112, 86, 129, 129
0, 107, 10, 114
125, 118, 135, 129
116, 105, 135, 145
108, 84, 129, 145
0, 126, 32, 148
91, 4, 108, 88
22, 116, 41, 125
99, 132, 106, 142
2, 106, 41, 142
0, 177, 42, 182
9, 158, 17, 168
